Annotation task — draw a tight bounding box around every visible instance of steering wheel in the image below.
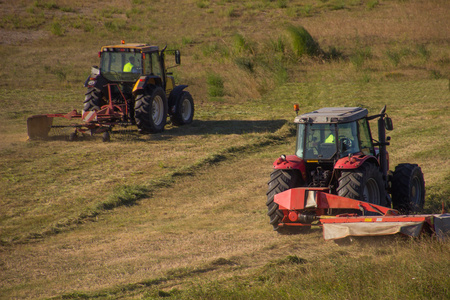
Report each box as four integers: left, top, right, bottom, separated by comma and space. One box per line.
339, 136, 352, 150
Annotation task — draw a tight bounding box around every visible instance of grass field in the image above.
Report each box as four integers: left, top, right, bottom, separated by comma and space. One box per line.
1, 0, 449, 299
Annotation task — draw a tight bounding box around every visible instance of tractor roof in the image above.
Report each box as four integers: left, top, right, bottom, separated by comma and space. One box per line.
100, 43, 159, 52
294, 107, 368, 124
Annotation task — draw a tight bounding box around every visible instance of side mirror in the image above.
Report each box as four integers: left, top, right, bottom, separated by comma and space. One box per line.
385, 117, 393, 131
175, 50, 181, 65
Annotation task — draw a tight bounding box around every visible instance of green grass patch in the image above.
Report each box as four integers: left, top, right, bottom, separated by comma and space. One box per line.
206, 73, 225, 97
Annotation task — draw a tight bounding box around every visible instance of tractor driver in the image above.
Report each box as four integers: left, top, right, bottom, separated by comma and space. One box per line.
324, 130, 356, 153
123, 56, 138, 73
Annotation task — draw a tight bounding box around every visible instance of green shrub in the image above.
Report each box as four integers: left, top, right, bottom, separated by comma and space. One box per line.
285, 25, 320, 57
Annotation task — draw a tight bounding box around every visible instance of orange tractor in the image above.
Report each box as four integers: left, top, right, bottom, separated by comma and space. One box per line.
265, 106, 450, 240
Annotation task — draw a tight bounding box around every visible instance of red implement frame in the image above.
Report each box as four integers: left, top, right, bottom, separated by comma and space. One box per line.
27, 84, 130, 140
274, 188, 449, 240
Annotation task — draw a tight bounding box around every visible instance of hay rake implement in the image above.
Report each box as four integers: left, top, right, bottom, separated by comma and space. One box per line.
27, 84, 132, 142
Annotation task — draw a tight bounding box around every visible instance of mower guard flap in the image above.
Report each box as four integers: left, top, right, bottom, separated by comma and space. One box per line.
322, 214, 450, 241
322, 220, 425, 240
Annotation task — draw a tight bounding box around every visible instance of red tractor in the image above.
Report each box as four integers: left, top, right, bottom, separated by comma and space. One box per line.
266, 106, 426, 234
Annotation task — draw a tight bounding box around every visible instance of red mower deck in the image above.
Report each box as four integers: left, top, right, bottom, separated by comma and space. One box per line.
274, 187, 450, 241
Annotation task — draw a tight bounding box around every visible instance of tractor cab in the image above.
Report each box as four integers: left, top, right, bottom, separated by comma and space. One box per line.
99, 43, 163, 83
294, 107, 375, 161
82, 41, 193, 134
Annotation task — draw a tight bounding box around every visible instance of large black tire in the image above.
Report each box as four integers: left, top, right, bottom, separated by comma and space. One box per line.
134, 86, 168, 133
83, 87, 103, 113
337, 162, 388, 207
391, 163, 425, 213
170, 91, 194, 126
266, 169, 308, 234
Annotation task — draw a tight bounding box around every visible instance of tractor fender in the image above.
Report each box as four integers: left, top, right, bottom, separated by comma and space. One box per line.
84, 66, 104, 88
84, 72, 107, 89
334, 154, 379, 170
168, 85, 188, 113
272, 155, 307, 181
132, 75, 163, 94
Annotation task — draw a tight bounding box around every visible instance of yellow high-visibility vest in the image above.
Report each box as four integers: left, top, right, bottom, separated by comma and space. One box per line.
123, 62, 134, 72
325, 134, 335, 143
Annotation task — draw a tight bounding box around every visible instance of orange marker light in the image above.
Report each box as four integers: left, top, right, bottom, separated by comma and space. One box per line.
294, 104, 300, 115
121, 40, 125, 44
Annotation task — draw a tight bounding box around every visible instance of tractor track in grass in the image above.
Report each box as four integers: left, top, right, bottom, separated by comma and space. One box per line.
5, 122, 295, 246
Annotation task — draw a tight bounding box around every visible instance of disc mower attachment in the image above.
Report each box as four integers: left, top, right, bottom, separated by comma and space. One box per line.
27, 115, 53, 140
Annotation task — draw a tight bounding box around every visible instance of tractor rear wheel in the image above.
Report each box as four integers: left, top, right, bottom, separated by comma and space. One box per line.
83, 87, 103, 113
171, 91, 194, 126
391, 163, 425, 213
266, 169, 308, 234
134, 86, 168, 133
337, 162, 387, 207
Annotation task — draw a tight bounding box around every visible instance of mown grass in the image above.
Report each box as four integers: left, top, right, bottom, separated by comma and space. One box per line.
0, 0, 449, 299
165, 239, 450, 300
48, 238, 450, 299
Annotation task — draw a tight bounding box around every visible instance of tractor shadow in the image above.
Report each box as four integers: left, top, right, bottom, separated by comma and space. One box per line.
117, 119, 288, 142
162, 119, 287, 137
44, 119, 287, 142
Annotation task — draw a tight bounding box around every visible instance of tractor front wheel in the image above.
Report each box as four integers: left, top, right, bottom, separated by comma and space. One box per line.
337, 162, 387, 207
171, 91, 194, 126
266, 169, 308, 234
391, 163, 425, 213
134, 86, 168, 133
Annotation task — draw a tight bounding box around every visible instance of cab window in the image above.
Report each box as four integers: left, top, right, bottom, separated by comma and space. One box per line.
151, 52, 162, 76
358, 118, 375, 156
